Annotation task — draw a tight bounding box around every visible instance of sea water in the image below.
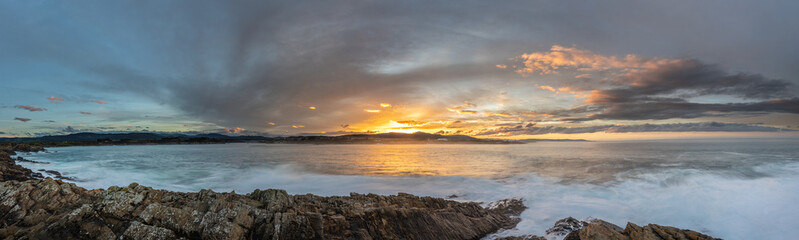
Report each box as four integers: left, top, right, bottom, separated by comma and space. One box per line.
18, 139, 799, 240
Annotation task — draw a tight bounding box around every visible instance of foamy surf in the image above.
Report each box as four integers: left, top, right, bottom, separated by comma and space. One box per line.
18, 140, 799, 240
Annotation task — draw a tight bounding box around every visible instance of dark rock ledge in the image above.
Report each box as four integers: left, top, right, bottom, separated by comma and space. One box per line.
1, 146, 720, 239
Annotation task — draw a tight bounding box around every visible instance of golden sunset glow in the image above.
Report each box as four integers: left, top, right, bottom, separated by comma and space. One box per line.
3, 3, 796, 240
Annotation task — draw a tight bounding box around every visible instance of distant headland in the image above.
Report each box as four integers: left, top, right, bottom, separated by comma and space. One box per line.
0, 132, 592, 146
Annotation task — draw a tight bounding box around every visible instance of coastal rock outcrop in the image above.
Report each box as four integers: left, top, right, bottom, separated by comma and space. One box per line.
0, 152, 42, 181
562, 219, 721, 240
0, 179, 517, 239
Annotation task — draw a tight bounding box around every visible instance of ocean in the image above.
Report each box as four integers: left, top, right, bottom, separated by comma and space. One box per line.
18, 139, 799, 240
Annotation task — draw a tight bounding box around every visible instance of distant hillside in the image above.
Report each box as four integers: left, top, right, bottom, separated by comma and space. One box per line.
0, 132, 270, 144
0, 132, 525, 145
517, 138, 590, 142
263, 132, 521, 144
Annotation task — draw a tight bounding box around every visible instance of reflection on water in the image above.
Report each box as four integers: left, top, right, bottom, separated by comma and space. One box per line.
243, 140, 797, 183
23, 139, 799, 185
17, 139, 799, 239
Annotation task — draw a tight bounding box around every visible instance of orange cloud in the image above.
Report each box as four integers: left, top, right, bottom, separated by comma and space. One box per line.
224, 127, 246, 133
380, 103, 391, 108
364, 109, 381, 113
91, 100, 107, 104
447, 108, 478, 114
292, 125, 304, 128
395, 120, 427, 126
538, 85, 556, 92
267, 122, 276, 125
510, 45, 678, 75
309, 106, 316, 110
483, 112, 513, 117
48, 96, 64, 103
495, 64, 507, 69
15, 105, 46, 112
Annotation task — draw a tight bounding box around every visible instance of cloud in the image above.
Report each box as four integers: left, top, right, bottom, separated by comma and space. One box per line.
64, 126, 77, 132
79, 111, 92, 115
511, 45, 679, 75
3, 2, 798, 134
15, 105, 46, 112
14, 117, 31, 122
364, 109, 380, 113
447, 108, 478, 114
507, 46, 796, 122
91, 99, 107, 104
223, 127, 246, 133
43, 120, 56, 123
538, 85, 556, 92
48, 96, 64, 103
395, 120, 427, 126
476, 122, 795, 136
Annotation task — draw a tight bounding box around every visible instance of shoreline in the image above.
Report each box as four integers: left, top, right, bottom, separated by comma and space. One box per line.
0, 144, 720, 239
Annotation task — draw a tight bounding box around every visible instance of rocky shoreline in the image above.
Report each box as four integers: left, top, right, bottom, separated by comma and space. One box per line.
1, 145, 720, 239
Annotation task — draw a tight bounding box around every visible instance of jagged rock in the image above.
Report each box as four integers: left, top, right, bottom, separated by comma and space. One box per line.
546, 217, 589, 237
8, 144, 46, 153
38, 168, 77, 181
487, 198, 527, 216
0, 178, 518, 239
495, 235, 547, 240
0, 152, 42, 181
563, 221, 721, 240
15, 156, 49, 164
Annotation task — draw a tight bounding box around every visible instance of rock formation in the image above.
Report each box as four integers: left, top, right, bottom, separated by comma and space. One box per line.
563, 220, 721, 240
0, 152, 43, 181
0, 179, 517, 239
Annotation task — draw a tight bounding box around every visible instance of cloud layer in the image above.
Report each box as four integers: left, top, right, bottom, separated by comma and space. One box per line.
476, 122, 794, 136
0, 1, 797, 137
15, 105, 46, 112
505, 47, 797, 122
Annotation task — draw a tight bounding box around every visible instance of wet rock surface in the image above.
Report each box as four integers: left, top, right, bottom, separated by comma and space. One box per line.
562, 219, 721, 240
0, 152, 43, 181
0, 180, 517, 240
499, 216, 719, 240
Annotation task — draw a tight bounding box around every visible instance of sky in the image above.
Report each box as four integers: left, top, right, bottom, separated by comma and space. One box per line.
1, 0, 798, 140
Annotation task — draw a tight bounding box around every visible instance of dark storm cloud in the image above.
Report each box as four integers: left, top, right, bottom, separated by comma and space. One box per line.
476, 122, 794, 136
564, 98, 799, 122
552, 59, 797, 122
589, 59, 792, 104
15, 105, 46, 112
2, 1, 798, 132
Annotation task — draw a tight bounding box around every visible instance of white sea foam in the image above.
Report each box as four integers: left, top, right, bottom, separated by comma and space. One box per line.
18, 141, 799, 240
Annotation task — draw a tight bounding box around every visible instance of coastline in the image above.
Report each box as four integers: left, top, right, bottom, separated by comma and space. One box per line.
0, 145, 720, 239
